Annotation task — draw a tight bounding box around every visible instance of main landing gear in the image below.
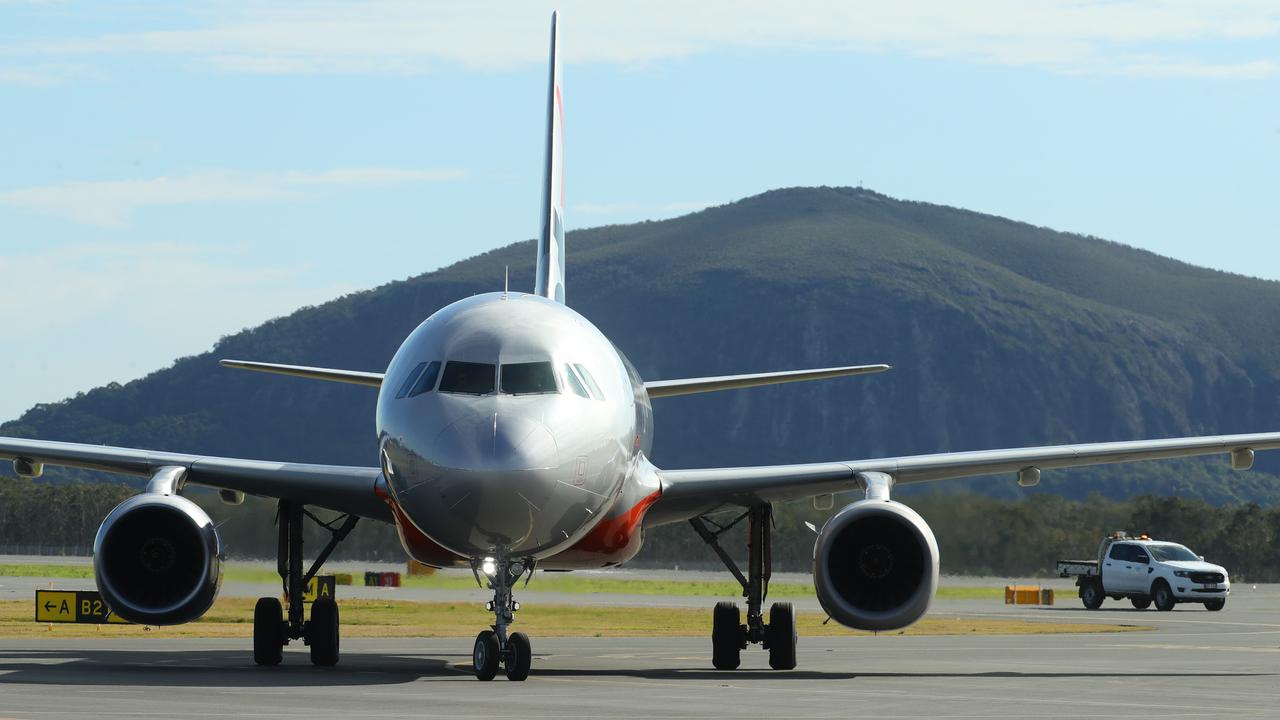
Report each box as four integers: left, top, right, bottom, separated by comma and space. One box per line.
691, 503, 797, 671
253, 500, 358, 667
471, 556, 534, 681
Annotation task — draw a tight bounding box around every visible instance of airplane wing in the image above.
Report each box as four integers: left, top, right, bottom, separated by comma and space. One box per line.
0, 437, 390, 521
647, 431, 1280, 525
219, 359, 384, 387
644, 364, 890, 399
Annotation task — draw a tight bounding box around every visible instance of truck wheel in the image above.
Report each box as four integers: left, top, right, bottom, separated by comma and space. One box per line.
1080, 580, 1104, 610
1203, 599, 1225, 612
1130, 596, 1151, 610
1152, 581, 1175, 612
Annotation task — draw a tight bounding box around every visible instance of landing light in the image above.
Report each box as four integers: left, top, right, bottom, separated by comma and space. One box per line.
481, 558, 497, 576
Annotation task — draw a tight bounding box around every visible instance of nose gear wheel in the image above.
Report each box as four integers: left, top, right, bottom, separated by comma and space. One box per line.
471, 556, 536, 681
473, 630, 500, 681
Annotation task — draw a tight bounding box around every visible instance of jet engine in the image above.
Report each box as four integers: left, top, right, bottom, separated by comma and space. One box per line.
93, 492, 223, 625
812, 499, 939, 631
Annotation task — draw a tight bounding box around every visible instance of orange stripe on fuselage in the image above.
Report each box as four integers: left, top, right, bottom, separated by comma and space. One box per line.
374, 481, 662, 569
547, 489, 662, 567
375, 482, 467, 568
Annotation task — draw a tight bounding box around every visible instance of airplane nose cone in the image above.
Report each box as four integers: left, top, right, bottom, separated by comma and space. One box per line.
431, 412, 559, 471
420, 411, 563, 550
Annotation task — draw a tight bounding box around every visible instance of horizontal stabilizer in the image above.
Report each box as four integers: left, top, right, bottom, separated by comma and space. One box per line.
644, 363, 890, 399
219, 359, 384, 388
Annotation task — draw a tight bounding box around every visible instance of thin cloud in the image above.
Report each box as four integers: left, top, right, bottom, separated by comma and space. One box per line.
0, 166, 468, 226
2, 1, 1277, 79
0, 62, 94, 85
1113, 58, 1279, 79
0, 241, 358, 420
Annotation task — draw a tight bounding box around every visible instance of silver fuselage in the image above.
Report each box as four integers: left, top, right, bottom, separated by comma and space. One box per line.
376, 293, 656, 567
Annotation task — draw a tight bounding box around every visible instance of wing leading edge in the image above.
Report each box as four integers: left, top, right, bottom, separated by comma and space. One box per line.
219, 359, 384, 387
0, 437, 390, 521
644, 364, 890, 399
648, 431, 1280, 526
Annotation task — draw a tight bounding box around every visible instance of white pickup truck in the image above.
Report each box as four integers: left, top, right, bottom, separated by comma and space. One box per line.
1056, 533, 1229, 611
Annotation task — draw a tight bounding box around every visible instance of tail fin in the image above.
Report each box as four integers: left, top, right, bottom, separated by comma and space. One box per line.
534, 11, 566, 303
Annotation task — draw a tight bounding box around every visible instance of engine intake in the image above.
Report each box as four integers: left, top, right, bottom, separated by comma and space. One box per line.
93, 493, 223, 625
813, 499, 939, 631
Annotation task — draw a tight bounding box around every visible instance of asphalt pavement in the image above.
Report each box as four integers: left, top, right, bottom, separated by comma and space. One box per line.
1, 560, 1277, 719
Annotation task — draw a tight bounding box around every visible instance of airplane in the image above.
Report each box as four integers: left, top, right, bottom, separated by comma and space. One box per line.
4, 11, 1280, 682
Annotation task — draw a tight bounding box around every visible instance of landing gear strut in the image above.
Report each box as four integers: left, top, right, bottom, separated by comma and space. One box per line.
691, 503, 797, 670
253, 500, 358, 667
471, 556, 534, 681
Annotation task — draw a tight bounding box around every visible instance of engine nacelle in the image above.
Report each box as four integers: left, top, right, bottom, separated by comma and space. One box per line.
813, 499, 939, 632
12, 457, 43, 478
93, 493, 223, 625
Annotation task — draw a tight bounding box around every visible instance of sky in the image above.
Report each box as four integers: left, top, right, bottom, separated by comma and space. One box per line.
0, 1, 1277, 422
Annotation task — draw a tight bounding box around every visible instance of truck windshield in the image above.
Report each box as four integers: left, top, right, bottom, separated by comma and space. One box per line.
1148, 544, 1199, 562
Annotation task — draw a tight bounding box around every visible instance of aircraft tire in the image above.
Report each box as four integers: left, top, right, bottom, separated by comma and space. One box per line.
766, 602, 797, 670
473, 630, 501, 681
1130, 596, 1151, 610
711, 601, 742, 670
1204, 599, 1225, 611
505, 632, 532, 681
253, 597, 283, 666
308, 597, 340, 666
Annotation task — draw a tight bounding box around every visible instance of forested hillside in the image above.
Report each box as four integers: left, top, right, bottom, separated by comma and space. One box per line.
5, 186, 1280, 511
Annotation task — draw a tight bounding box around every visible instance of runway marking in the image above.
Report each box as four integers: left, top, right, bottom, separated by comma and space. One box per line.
1096, 642, 1280, 653
962, 610, 1280, 629
527, 673, 1270, 716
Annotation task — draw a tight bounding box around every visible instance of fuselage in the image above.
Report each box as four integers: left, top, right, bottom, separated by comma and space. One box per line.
375, 292, 658, 569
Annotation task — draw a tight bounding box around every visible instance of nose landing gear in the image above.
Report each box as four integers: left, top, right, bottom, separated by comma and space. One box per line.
471, 556, 534, 681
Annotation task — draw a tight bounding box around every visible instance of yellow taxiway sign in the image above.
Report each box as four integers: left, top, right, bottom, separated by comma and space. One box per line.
35, 590, 129, 624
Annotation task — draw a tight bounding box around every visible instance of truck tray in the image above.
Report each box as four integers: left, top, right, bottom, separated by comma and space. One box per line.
1056, 560, 1099, 577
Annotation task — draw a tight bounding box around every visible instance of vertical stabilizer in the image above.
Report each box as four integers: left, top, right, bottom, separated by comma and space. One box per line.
534, 11, 565, 303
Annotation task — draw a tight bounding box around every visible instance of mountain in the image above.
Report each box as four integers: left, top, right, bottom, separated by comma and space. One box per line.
6, 186, 1280, 504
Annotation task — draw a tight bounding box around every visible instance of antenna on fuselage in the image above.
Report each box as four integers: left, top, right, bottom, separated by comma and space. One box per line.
503, 266, 509, 299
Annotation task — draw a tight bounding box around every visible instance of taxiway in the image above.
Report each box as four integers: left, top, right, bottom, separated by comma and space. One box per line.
1, 579, 1276, 719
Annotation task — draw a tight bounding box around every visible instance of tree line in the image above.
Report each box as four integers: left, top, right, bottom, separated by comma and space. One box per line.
3, 478, 1277, 581
640, 491, 1280, 581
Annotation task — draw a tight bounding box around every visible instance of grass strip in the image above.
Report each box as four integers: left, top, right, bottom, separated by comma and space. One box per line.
0, 598, 1145, 639
0, 563, 1004, 600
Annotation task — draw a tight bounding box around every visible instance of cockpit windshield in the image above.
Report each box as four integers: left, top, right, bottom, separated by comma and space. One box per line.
500, 362, 558, 395
573, 363, 604, 400
439, 361, 496, 395
1148, 544, 1200, 562
563, 364, 589, 398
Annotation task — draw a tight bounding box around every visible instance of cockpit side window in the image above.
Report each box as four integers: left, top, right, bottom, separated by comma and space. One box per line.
395, 362, 429, 399
407, 361, 442, 397
500, 361, 558, 395
439, 361, 496, 395
573, 363, 605, 401
563, 364, 590, 398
